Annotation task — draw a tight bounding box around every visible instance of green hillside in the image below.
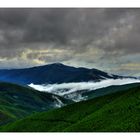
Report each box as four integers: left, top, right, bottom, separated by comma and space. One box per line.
1, 84, 140, 132
82, 83, 140, 100
0, 82, 72, 125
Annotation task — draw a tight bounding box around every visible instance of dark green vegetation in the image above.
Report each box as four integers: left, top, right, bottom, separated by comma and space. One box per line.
0, 82, 72, 125
82, 83, 140, 100
0, 84, 140, 132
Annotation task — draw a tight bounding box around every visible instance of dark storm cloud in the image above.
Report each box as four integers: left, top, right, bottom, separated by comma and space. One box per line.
0, 9, 128, 44
0, 8, 139, 75
0, 8, 136, 49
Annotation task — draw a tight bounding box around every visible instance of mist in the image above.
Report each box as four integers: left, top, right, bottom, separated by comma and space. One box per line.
28, 78, 140, 96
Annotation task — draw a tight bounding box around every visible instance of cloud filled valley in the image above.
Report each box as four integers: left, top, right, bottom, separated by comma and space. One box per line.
29, 78, 140, 101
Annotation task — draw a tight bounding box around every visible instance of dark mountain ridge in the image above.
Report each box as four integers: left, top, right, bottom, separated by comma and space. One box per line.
0, 63, 124, 85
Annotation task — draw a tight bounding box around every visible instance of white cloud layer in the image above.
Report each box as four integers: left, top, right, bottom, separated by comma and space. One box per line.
28, 78, 140, 96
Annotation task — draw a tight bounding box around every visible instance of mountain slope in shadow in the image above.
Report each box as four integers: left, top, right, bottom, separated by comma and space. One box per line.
0, 82, 73, 125
0, 63, 123, 85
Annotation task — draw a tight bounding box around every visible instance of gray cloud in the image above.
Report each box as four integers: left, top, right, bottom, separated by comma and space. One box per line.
0, 8, 139, 76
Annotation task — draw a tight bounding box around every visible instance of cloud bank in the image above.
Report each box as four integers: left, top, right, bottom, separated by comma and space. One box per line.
0, 9, 139, 75
29, 78, 140, 96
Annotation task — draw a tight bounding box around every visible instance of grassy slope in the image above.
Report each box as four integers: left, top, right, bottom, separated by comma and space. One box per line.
1, 84, 140, 132
0, 82, 72, 125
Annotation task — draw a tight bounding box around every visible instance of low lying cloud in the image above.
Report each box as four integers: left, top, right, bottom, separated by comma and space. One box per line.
29, 78, 140, 96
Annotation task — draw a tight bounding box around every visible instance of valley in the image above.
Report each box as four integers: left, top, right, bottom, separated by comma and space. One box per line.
0, 63, 139, 132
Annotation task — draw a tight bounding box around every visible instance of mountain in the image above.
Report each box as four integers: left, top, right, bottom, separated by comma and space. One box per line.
1, 84, 140, 132
0, 63, 123, 85
0, 82, 73, 125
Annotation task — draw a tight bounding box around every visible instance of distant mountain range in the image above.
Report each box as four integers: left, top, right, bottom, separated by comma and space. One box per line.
0, 63, 130, 85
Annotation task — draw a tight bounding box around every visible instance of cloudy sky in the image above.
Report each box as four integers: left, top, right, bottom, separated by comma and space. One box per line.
0, 8, 139, 76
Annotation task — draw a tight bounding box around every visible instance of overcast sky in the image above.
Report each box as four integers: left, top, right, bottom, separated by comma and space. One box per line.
0, 8, 139, 76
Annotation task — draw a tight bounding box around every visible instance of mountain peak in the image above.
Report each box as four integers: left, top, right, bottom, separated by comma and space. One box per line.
44, 63, 66, 68
0, 62, 124, 85
51, 63, 64, 66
